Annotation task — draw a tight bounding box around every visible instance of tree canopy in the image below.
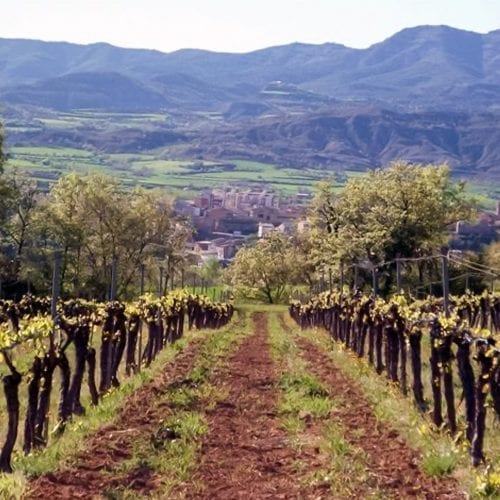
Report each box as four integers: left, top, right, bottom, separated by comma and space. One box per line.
198, 258, 223, 288
228, 232, 296, 303
0, 122, 8, 220
0, 172, 190, 298
311, 162, 476, 266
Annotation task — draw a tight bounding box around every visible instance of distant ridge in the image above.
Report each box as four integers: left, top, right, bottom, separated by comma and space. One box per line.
2, 25, 500, 178
1, 25, 500, 110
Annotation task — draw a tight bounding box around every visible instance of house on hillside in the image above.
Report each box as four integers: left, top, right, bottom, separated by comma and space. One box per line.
174, 199, 200, 217
249, 206, 282, 224
277, 221, 294, 235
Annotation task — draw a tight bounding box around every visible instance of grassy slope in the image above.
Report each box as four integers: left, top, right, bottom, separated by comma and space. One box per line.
4, 106, 339, 195
6, 146, 341, 195
7, 144, 495, 206
3, 108, 499, 201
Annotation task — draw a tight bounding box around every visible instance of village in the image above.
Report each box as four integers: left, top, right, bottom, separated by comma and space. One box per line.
174, 187, 312, 265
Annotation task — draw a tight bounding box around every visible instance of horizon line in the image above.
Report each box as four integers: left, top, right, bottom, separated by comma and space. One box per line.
1, 23, 499, 56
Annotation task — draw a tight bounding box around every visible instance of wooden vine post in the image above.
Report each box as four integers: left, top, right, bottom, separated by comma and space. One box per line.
339, 261, 344, 295
51, 250, 62, 349
32, 251, 62, 448
471, 339, 493, 466
138, 263, 145, 373
441, 247, 450, 318
110, 255, 118, 302
159, 266, 164, 297
371, 266, 378, 297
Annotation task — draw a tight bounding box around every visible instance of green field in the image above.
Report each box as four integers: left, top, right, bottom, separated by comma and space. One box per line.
5, 145, 347, 196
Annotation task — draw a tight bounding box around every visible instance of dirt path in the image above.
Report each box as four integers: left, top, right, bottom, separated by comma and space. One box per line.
26, 336, 208, 499
184, 313, 321, 499
293, 329, 463, 499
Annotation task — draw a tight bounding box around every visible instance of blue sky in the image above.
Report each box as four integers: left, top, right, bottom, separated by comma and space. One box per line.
2, 0, 499, 52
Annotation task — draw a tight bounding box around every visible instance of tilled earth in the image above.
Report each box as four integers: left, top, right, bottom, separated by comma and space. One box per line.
183, 312, 326, 499
25, 312, 464, 499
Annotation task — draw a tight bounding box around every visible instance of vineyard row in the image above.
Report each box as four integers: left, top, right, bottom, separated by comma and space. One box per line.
289, 290, 500, 466
0, 292, 233, 473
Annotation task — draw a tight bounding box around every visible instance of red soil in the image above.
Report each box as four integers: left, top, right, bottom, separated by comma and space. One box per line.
183, 312, 327, 499
25, 313, 466, 499
294, 329, 465, 499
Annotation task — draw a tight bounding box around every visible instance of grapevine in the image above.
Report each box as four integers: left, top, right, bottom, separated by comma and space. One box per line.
290, 289, 500, 466
0, 291, 233, 472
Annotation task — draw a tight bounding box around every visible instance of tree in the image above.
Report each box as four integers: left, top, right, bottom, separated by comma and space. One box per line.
0, 123, 9, 223
288, 230, 321, 287
229, 232, 295, 303
32, 173, 86, 293
484, 241, 500, 274
0, 173, 39, 279
310, 162, 476, 292
0, 122, 9, 289
313, 162, 475, 260
32, 173, 189, 298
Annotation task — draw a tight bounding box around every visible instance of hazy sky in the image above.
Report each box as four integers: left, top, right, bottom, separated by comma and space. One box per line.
2, 0, 499, 53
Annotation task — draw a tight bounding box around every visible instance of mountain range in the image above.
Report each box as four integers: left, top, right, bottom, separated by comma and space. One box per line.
1, 25, 500, 178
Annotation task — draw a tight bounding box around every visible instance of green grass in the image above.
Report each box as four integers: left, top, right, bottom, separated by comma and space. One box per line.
465, 181, 499, 210
38, 118, 83, 129
317, 421, 377, 498
279, 371, 332, 419
8, 143, 496, 203
0, 472, 26, 500
110, 407, 208, 496
9, 146, 94, 157
422, 447, 460, 476
4, 108, 500, 202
